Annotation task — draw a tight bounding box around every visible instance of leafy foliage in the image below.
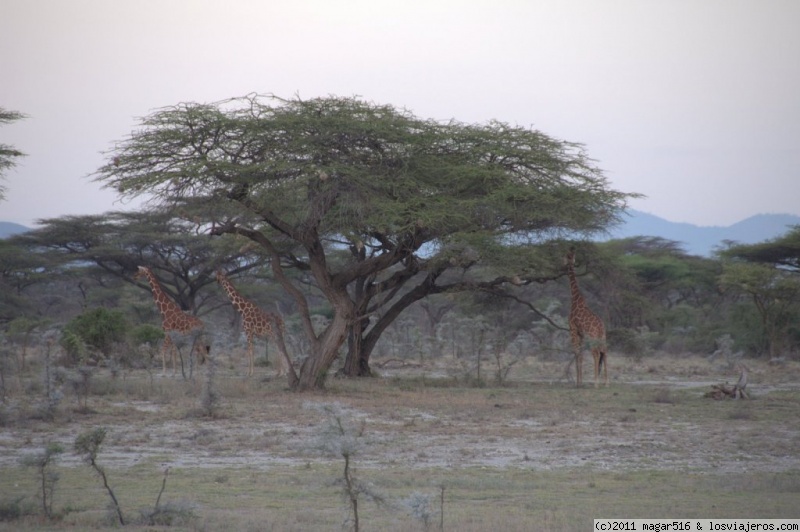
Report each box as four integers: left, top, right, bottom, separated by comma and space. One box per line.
0, 239, 47, 322
74, 428, 125, 526
721, 226, 800, 273
10, 208, 269, 315
719, 262, 800, 357
0, 108, 26, 201
94, 94, 634, 388
717, 231, 800, 357
62, 307, 128, 360
20, 442, 63, 519
130, 324, 164, 346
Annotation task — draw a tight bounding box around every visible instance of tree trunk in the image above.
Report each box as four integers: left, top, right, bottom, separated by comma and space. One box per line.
296, 294, 353, 390
342, 268, 447, 378
343, 317, 372, 377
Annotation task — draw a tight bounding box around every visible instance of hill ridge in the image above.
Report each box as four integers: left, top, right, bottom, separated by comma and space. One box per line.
603, 210, 800, 256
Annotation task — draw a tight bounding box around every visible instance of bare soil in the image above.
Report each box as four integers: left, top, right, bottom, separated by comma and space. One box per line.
1, 353, 799, 530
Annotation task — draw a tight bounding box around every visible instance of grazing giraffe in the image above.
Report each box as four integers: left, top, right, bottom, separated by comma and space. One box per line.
565, 248, 608, 387
215, 270, 292, 378
135, 266, 206, 377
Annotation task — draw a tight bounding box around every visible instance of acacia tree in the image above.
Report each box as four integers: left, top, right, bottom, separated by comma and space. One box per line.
721, 226, 800, 273
598, 237, 721, 326
95, 94, 633, 390
0, 238, 47, 322
718, 262, 800, 358
0, 107, 26, 201
11, 208, 268, 315
719, 228, 800, 357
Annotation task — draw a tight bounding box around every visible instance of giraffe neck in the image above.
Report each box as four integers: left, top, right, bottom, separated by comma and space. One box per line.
217, 272, 257, 317
218, 274, 250, 313
143, 270, 186, 318
567, 257, 605, 340
567, 260, 587, 309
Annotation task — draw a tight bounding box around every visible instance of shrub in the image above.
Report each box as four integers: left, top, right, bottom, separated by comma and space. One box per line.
62, 308, 128, 362
20, 442, 64, 519
130, 324, 164, 347
0, 496, 36, 522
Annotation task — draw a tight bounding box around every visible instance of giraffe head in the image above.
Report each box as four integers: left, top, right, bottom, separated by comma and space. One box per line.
135, 266, 162, 293
216, 270, 234, 292
564, 247, 577, 269
134, 265, 150, 280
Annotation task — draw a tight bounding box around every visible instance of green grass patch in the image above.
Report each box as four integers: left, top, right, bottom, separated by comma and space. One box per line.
2, 463, 798, 530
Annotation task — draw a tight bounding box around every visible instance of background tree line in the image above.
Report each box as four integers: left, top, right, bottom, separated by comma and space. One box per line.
2, 208, 798, 378
1, 96, 798, 389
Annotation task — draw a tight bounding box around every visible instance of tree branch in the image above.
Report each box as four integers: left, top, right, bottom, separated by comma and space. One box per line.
211, 222, 318, 344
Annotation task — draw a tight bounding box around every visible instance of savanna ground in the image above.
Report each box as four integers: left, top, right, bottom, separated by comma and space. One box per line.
1, 349, 799, 531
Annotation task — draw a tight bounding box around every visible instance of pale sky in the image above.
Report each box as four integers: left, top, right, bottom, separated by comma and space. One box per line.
1, 0, 798, 228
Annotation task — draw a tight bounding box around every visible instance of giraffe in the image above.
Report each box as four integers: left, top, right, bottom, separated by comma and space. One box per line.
565, 248, 608, 387
135, 266, 207, 377
216, 270, 293, 378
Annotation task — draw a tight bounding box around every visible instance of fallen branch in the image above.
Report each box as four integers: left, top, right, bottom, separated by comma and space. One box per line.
704, 383, 737, 400
375, 358, 423, 369
704, 366, 749, 400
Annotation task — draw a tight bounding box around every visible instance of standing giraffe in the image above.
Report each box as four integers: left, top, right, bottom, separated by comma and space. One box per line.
565, 248, 608, 387
135, 266, 206, 377
216, 270, 293, 379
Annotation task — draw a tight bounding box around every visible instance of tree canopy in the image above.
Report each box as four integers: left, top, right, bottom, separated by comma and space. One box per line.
717, 227, 800, 357
720, 226, 800, 273
95, 94, 635, 389
0, 107, 26, 201
11, 208, 269, 315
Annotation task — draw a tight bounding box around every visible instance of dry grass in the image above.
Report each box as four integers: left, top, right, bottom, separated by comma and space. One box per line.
0, 353, 799, 530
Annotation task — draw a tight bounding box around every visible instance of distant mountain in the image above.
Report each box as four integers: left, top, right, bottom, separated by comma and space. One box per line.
604, 210, 800, 256
0, 221, 30, 238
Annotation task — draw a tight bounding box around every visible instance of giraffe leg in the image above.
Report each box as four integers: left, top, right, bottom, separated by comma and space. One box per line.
161, 335, 172, 376
592, 349, 600, 388
194, 341, 208, 366
166, 332, 184, 377
270, 318, 292, 379
571, 335, 583, 387
187, 336, 198, 380
247, 335, 254, 377
271, 323, 298, 386
275, 350, 287, 377
271, 332, 286, 377
172, 339, 180, 377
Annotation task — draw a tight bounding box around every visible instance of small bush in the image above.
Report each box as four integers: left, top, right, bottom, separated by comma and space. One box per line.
139, 500, 196, 527
36, 342, 63, 421
308, 403, 386, 531
59, 330, 88, 366
650, 388, 678, 404
130, 324, 164, 347
75, 428, 125, 526
62, 308, 129, 363
404, 491, 438, 531
608, 327, 658, 360
21, 442, 64, 519
0, 496, 36, 522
